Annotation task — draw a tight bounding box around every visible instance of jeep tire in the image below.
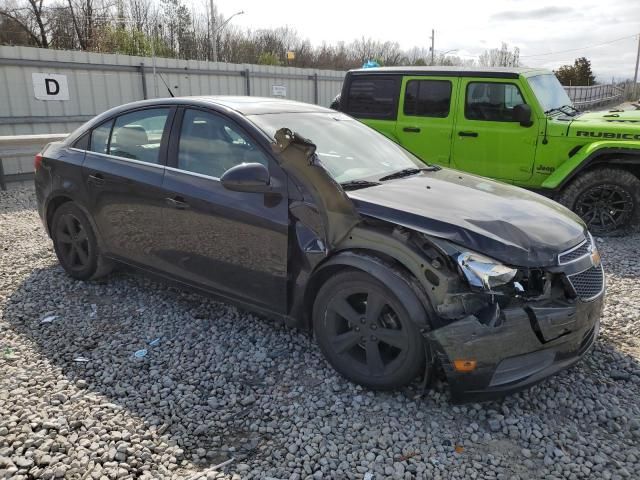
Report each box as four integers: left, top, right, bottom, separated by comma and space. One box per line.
558, 167, 640, 235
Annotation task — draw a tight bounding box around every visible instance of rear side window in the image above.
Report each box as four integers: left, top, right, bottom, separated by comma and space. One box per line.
109, 108, 170, 164
73, 132, 90, 150
89, 120, 113, 154
403, 80, 452, 117
345, 76, 400, 120
465, 82, 525, 122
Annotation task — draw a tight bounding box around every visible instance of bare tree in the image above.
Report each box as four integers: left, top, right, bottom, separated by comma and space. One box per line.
0, 0, 49, 47
479, 42, 520, 67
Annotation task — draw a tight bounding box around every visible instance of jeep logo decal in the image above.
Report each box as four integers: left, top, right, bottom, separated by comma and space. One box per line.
576, 131, 640, 140
535, 165, 555, 173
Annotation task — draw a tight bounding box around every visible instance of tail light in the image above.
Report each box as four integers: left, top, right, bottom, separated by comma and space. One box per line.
34, 153, 43, 171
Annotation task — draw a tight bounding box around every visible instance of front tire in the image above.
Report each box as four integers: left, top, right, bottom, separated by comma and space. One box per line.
558, 167, 640, 235
313, 270, 427, 390
51, 202, 109, 280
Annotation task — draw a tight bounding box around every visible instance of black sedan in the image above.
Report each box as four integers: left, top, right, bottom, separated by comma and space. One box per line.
35, 97, 604, 401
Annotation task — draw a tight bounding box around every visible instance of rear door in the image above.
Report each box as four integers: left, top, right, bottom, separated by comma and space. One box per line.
341, 74, 401, 141
451, 79, 538, 181
82, 107, 174, 266
395, 76, 457, 166
158, 107, 289, 313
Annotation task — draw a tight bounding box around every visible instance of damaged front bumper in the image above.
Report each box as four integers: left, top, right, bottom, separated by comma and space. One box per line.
427, 291, 604, 403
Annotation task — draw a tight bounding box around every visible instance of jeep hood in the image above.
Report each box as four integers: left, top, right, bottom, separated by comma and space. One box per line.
564, 109, 640, 137
348, 169, 587, 267
575, 109, 640, 123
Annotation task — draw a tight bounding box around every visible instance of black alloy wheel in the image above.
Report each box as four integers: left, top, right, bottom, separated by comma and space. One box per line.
574, 184, 634, 234
55, 213, 90, 271
313, 271, 426, 390
558, 167, 640, 236
51, 202, 106, 280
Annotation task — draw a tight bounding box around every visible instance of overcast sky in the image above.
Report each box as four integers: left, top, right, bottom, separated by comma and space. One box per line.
212, 0, 640, 81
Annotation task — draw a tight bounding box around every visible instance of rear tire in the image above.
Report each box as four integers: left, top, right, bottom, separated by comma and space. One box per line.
558, 167, 640, 236
51, 202, 111, 280
313, 270, 426, 390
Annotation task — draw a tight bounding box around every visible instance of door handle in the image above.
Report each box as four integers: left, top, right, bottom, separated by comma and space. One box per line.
458, 131, 478, 137
165, 196, 190, 210
87, 173, 105, 186
403, 127, 421, 133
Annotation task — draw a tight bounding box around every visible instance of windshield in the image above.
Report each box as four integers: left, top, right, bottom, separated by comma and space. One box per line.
528, 74, 574, 113
248, 112, 424, 183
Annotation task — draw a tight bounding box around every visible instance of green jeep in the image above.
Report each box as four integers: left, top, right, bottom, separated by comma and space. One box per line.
336, 67, 640, 235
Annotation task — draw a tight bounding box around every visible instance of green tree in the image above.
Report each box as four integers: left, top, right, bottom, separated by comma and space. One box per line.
554, 57, 596, 86
257, 51, 281, 66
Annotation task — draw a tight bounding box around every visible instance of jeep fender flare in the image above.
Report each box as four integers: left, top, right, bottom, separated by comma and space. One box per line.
542, 142, 640, 190
309, 250, 432, 330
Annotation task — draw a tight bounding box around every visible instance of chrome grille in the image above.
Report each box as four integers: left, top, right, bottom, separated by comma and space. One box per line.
558, 237, 591, 264
567, 265, 604, 301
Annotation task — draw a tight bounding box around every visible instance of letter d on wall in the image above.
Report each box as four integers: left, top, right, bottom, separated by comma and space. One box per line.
33, 73, 70, 101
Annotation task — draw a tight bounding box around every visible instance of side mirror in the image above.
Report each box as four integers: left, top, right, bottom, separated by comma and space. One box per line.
513, 104, 533, 127
221, 162, 271, 193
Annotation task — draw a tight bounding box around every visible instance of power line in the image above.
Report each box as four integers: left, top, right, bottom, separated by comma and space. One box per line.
521, 33, 638, 58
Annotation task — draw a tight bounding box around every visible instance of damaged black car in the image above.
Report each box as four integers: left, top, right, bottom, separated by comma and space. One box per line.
34, 97, 605, 402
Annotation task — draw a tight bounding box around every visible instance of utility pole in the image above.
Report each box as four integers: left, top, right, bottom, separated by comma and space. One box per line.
430, 29, 435, 65
634, 33, 640, 100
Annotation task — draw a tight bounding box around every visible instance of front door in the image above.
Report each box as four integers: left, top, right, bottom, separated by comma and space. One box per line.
159, 107, 289, 313
395, 76, 457, 166
452, 79, 538, 182
81, 107, 174, 267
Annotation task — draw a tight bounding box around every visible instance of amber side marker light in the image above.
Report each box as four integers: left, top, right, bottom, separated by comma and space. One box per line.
453, 360, 477, 372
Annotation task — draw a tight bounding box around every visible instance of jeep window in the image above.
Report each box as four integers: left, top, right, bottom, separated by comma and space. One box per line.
345, 76, 400, 120
528, 73, 573, 113
404, 80, 452, 118
465, 82, 526, 122
249, 111, 424, 183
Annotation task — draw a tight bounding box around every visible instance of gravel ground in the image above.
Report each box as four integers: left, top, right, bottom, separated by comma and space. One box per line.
1, 183, 639, 480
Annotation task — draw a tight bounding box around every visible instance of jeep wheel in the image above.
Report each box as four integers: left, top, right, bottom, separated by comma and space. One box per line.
313, 270, 427, 390
558, 167, 640, 235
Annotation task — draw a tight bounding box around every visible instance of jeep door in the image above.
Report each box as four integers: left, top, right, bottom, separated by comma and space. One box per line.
394, 76, 458, 166
158, 107, 289, 314
451, 79, 538, 182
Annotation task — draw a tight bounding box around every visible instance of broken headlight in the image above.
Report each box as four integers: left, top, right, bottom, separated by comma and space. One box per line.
457, 251, 517, 291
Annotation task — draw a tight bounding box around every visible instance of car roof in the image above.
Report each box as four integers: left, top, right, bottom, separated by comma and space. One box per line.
347, 66, 550, 79
180, 96, 334, 115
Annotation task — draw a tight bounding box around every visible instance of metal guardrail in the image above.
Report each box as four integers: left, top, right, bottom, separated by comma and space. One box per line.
564, 84, 624, 111
0, 133, 68, 190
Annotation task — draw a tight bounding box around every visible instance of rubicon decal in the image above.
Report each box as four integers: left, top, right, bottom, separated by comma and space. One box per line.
576, 131, 640, 140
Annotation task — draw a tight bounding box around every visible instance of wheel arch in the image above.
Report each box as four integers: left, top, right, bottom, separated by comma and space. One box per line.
543, 145, 640, 191
302, 249, 435, 332
45, 194, 104, 249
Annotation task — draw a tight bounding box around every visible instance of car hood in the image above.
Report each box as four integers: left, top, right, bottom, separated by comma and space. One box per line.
347, 169, 587, 267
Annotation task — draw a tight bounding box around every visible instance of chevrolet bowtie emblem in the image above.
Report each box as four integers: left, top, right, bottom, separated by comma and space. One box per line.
590, 249, 601, 267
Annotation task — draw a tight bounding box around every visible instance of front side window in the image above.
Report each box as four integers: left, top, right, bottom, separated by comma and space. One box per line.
89, 120, 113, 154
109, 108, 170, 164
345, 76, 400, 120
403, 80, 452, 118
177, 109, 268, 179
465, 82, 525, 122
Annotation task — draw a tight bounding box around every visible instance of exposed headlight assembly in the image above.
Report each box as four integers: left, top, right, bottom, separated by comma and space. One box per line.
457, 251, 517, 291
